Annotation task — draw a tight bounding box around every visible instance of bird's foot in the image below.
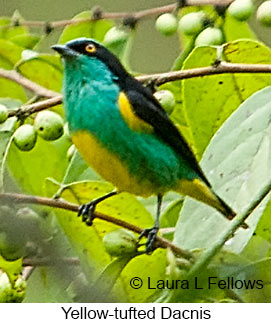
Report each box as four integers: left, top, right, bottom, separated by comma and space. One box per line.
138, 226, 159, 254
78, 191, 117, 226
78, 202, 97, 226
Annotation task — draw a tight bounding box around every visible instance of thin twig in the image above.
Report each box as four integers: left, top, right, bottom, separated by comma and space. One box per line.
23, 257, 80, 267
8, 96, 62, 118
10, 1, 234, 29
0, 192, 194, 260
0, 68, 59, 98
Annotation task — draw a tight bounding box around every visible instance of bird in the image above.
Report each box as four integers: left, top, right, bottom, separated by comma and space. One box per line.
52, 38, 245, 253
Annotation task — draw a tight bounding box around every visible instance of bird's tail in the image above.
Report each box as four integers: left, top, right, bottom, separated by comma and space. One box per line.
178, 178, 248, 229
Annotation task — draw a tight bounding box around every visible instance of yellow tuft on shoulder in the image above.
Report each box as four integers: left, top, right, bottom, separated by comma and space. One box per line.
118, 92, 153, 133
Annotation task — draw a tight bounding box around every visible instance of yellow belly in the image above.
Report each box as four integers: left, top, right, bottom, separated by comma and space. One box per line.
72, 130, 157, 197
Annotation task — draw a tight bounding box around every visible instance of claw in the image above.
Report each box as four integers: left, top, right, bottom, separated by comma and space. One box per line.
78, 202, 97, 226
78, 191, 117, 226
138, 227, 159, 254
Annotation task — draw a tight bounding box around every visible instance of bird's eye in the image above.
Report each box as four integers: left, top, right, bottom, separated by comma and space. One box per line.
85, 43, 96, 54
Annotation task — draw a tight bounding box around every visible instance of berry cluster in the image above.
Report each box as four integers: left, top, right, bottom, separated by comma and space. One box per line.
0, 107, 64, 152
153, 0, 271, 45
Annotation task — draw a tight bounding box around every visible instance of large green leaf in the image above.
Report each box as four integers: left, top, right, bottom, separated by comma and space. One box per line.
174, 86, 271, 254
10, 34, 40, 50
16, 54, 62, 92
59, 11, 114, 44
0, 40, 27, 101
182, 40, 271, 158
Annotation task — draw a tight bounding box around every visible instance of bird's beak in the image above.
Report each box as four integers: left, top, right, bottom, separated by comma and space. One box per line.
51, 44, 77, 57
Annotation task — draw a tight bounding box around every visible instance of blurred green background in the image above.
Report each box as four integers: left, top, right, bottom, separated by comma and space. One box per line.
0, 0, 270, 72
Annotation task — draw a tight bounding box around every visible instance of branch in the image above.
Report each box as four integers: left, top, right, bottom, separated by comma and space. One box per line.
8, 95, 62, 118
137, 62, 271, 85
0, 192, 194, 261
23, 257, 80, 267
0, 68, 59, 98
10, 1, 234, 29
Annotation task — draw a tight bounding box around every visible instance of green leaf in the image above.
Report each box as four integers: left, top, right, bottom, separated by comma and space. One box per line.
24, 267, 72, 302
91, 256, 132, 301
0, 78, 27, 101
10, 34, 40, 49
0, 105, 17, 190
240, 235, 271, 262
7, 134, 70, 196
209, 251, 271, 302
160, 198, 184, 229
62, 150, 102, 185
224, 13, 255, 41
0, 39, 23, 69
0, 256, 22, 281
227, 258, 271, 302
0, 40, 27, 101
255, 200, 271, 243
59, 11, 114, 44
182, 40, 271, 158
16, 54, 62, 92
0, 17, 28, 40
174, 86, 271, 254
120, 249, 167, 302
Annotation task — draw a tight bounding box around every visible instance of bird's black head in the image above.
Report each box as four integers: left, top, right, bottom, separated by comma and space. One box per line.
52, 38, 129, 83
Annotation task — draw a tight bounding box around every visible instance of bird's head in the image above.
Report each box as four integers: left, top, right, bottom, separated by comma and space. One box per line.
52, 38, 128, 83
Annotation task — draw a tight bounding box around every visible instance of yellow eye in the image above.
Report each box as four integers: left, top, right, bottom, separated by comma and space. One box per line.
85, 43, 96, 53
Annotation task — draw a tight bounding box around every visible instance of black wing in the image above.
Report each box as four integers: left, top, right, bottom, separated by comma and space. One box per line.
124, 77, 210, 186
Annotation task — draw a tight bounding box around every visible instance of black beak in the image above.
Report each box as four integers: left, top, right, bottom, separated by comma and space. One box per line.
51, 44, 77, 57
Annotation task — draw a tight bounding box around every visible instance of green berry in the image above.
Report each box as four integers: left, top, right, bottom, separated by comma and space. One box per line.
13, 124, 37, 151
195, 27, 223, 46
257, 1, 271, 26
34, 110, 64, 141
155, 13, 178, 36
103, 229, 137, 257
0, 232, 25, 261
103, 27, 129, 46
154, 90, 175, 114
67, 144, 76, 161
0, 104, 8, 123
16, 207, 40, 224
228, 0, 254, 22
178, 12, 206, 36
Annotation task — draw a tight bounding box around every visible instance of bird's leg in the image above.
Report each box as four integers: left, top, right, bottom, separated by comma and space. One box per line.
139, 194, 163, 254
78, 190, 117, 226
